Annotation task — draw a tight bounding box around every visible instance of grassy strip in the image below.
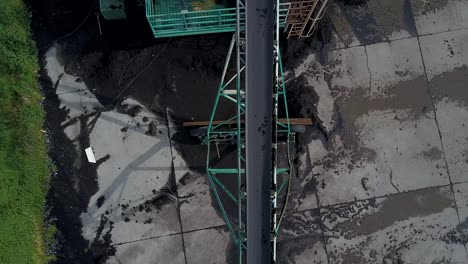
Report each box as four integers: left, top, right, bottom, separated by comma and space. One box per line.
0, 0, 51, 263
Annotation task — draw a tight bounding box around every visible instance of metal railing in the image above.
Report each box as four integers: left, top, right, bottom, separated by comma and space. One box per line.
145, 0, 291, 38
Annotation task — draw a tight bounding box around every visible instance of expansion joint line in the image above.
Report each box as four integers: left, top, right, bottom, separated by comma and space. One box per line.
165, 108, 188, 264
416, 36, 468, 257
314, 191, 331, 264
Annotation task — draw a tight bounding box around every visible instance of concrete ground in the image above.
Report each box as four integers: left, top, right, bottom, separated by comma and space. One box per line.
283, 0, 468, 263
42, 0, 468, 263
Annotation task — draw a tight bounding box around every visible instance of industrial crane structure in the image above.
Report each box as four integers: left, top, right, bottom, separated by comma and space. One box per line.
100, 0, 329, 262
100, 0, 329, 39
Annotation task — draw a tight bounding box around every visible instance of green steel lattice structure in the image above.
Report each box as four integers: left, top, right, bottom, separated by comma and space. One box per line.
100, 0, 330, 38
145, 0, 291, 38
98, 0, 332, 261
202, 0, 294, 260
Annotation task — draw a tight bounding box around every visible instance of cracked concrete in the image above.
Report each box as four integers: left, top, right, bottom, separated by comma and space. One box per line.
184, 227, 232, 264
286, 0, 468, 263
322, 187, 466, 263
295, 36, 448, 206
412, 0, 468, 35
420, 28, 468, 184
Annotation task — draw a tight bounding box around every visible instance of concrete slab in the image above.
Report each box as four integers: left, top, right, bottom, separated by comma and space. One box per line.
435, 99, 468, 183
453, 183, 468, 246
178, 172, 225, 232
184, 227, 232, 264
420, 28, 468, 183
277, 209, 328, 264
420, 28, 468, 80
411, 0, 468, 35
108, 234, 186, 264
365, 37, 425, 90
294, 45, 369, 132
80, 100, 186, 244
322, 187, 468, 263
295, 37, 448, 206
278, 235, 329, 264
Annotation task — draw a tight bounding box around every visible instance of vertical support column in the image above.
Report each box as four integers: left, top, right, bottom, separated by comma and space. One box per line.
246, 0, 274, 262
235, 0, 244, 262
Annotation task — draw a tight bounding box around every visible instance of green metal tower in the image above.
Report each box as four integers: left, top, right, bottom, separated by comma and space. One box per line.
202, 0, 294, 261
99, 0, 331, 261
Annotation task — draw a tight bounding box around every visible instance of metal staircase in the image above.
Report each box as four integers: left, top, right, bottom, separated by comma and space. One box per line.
100, 0, 329, 39
286, 0, 330, 38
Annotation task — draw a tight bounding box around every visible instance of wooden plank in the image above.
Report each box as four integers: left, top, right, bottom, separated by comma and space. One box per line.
182, 118, 313, 127
287, 118, 314, 125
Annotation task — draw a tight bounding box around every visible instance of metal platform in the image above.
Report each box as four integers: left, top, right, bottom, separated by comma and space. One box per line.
145, 0, 290, 38
100, 0, 329, 38
144, 0, 330, 38
286, 0, 329, 38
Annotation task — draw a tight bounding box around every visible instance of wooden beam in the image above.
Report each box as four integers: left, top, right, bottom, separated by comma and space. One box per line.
182, 118, 313, 127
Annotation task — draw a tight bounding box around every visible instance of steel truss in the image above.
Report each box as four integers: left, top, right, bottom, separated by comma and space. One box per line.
203, 0, 294, 262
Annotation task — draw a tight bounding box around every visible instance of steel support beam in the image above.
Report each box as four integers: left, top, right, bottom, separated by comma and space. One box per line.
246, 0, 274, 261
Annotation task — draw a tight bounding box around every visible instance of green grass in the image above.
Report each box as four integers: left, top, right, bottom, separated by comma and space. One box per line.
0, 0, 52, 263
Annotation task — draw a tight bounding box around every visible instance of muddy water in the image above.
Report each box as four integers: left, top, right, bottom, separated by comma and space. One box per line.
430, 65, 468, 106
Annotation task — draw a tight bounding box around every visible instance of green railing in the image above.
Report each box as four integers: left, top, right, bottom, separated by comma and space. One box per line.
145, 0, 290, 38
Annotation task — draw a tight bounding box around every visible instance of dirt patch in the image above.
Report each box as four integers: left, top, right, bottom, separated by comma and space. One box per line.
121, 186, 177, 225
445, 216, 468, 244
422, 146, 443, 161
96, 195, 105, 208
66, 37, 234, 122
276, 233, 325, 263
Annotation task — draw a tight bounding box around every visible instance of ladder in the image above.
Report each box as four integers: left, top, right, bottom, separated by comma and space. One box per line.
286, 0, 330, 38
